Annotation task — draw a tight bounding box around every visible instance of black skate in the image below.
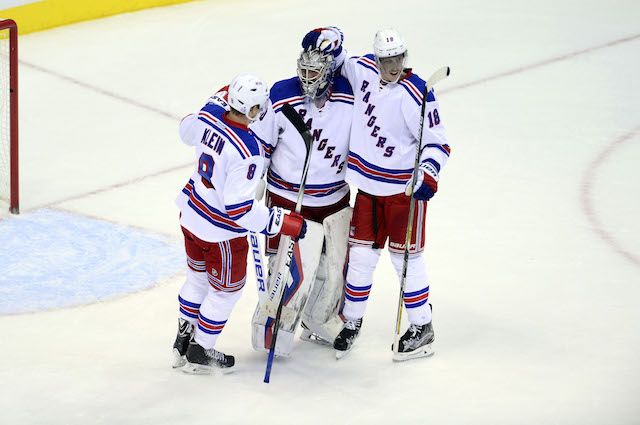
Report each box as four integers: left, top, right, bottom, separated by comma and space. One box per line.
299, 322, 331, 346
172, 318, 194, 368
392, 321, 435, 362
333, 318, 362, 359
182, 339, 235, 375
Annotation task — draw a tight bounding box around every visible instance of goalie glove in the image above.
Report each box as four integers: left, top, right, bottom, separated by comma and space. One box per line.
267, 207, 307, 240
302, 26, 344, 57
405, 160, 439, 201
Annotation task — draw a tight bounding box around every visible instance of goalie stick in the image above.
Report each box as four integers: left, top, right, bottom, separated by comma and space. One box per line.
393, 66, 450, 358
259, 38, 337, 323
264, 102, 313, 383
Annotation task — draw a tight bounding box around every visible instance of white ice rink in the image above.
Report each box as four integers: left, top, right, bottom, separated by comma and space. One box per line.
1, 0, 639, 423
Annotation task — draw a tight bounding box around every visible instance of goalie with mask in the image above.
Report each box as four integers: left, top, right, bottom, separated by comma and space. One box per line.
249, 34, 354, 358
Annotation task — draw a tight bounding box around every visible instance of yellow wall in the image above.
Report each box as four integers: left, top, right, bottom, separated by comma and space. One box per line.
0, 0, 200, 35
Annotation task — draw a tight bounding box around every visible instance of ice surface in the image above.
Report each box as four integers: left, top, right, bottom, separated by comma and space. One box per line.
1, 0, 639, 424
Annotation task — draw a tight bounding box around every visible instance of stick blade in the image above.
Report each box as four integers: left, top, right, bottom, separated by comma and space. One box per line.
425, 66, 451, 92
281, 103, 313, 150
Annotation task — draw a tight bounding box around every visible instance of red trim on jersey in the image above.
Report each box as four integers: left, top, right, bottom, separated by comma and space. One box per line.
226, 204, 252, 218
216, 85, 230, 100
222, 111, 249, 131
180, 113, 195, 124
400, 79, 423, 101
347, 156, 412, 181
273, 96, 305, 110
199, 111, 252, 158
360, 56, 377, 68
399, 68, 414, 81
186, 185, 243, 230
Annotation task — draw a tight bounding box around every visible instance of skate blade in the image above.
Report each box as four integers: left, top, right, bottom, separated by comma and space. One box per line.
335, 348, 351, 360
172, 348, 186, 369
182, 362, 235, 375
300, 331, 331, 346
392, 344, 434, 362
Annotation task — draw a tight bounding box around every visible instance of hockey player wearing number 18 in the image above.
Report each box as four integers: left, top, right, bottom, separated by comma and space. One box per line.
248, 44, 355, 358
171, 73, 307, 375
303, 27, 451, 361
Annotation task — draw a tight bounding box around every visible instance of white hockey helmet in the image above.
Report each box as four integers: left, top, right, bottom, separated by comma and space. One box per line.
373, 29, 408, 83
373, 28, 407, 58
227, 73, 269, 121
297, 48, 336, 99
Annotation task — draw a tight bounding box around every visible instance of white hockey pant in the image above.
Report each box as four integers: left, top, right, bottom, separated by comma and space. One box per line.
389, 252, 431, 325
342, 245, 381, 321
342, 246, 431, 325
178, 268, 244, 349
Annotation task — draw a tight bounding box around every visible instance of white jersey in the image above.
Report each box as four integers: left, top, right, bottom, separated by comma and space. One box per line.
175, 102, 271, 242
340, 53, 451, 196
250, 76, 354, 207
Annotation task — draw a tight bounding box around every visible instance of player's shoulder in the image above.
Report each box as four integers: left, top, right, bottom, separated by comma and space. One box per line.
398, 70, 436, 105
270, 77, 304, 104
352, 53, 379, 74
327, 75, 354, 106
206, 84, 230, 110
223, 129, 262, 161
228, 123, 262, 159
198, 104, 262, 159
332, 75, 354, 95
196, 103, 227, 128
269, 77, 305, 112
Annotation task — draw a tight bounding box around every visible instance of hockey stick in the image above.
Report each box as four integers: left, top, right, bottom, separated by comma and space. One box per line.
393, 66, 450, 357
264, 102, 313, 383
259, 244, 296, 323
251, 180, 269, 305
250, 232, 268, 304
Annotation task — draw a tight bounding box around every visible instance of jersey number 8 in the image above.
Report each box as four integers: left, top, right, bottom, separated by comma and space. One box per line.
199, 153, 215, 183
247, 163, 256, 180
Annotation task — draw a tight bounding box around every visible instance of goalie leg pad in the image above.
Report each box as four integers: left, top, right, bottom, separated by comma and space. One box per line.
389, 252, 432, 325
302, 207, 353, 342
251, 221, 324, 357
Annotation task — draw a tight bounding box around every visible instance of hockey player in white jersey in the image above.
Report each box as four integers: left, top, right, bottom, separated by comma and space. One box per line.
248, 40, 355, 358
303, 27, 451, 360
171, 73, 307, 375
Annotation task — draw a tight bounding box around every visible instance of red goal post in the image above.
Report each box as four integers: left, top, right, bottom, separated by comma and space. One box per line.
0, 18, 18, 214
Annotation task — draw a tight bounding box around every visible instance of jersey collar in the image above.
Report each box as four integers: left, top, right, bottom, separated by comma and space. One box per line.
398, 68, 413, 81
223, 112, 250, 131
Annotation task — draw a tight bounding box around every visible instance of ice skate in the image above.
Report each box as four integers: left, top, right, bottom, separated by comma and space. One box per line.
392, 321, 435, 362
182, 339, 235, 375
172, 318, 194, 368
299, 322, 331, 346
333, 318, 362, 359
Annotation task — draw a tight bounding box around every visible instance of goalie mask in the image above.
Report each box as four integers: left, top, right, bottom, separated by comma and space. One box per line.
373, 29, 408, 84
297, 49, 336, 100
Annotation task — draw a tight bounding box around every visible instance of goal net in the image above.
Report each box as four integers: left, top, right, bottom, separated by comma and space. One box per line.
0, 19, 18, 214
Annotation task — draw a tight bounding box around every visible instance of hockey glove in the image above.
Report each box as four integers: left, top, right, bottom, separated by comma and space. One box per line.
405, 161, 439, 201
302, 26, 343, 57
267, 207, 307, 240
